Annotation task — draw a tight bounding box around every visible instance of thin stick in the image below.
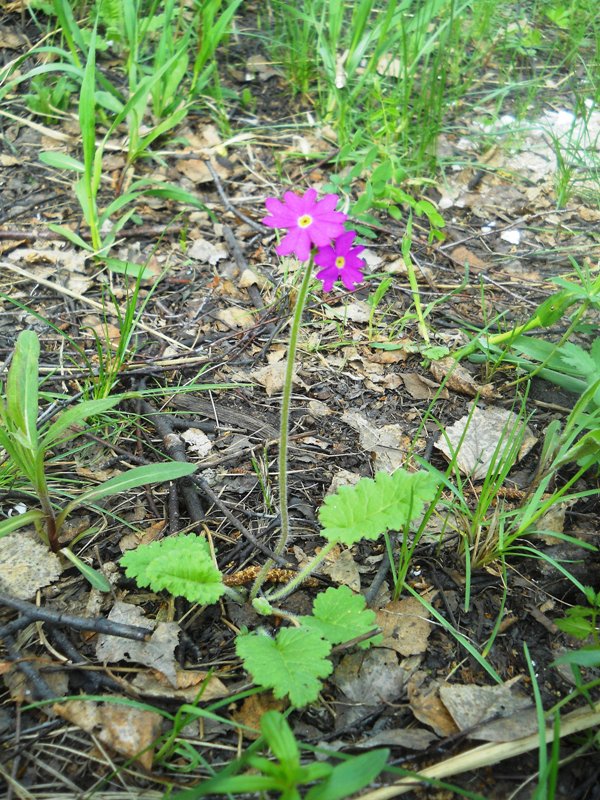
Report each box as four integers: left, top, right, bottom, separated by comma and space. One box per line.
358, 702, 600, 800
0, 594, 152, 640
1, 261, 191, 351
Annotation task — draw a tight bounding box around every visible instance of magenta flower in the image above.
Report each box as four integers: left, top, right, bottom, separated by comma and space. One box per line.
314, 230, 366, 292
262, 188, 347, 261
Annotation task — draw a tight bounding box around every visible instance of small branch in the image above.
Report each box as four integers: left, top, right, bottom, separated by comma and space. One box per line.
0, 595, 153, 640
205, 159, 266, 233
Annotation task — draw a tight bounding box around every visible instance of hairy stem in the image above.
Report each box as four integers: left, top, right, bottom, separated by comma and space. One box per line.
250, 258, 314, 599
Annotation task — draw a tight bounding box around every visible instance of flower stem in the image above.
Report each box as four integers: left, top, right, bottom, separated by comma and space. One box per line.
250, 258, 314, 600
267, 540, 337, 603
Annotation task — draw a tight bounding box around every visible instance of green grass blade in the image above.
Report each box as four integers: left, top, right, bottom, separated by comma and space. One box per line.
7, 331, 40, 452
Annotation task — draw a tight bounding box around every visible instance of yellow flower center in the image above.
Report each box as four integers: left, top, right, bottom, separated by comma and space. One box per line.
298, 214, 313, 228
335, 256, 346, 269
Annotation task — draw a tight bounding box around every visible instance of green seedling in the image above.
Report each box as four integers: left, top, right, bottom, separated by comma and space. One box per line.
170, 710, 389, 799
122, 468, 435, 705
555, 586, 600, 645
0, 330, 196, 588
38, 24, 209, 274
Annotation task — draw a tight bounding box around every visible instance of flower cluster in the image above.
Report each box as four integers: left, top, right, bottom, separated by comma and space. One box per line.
262, 188, 365, 292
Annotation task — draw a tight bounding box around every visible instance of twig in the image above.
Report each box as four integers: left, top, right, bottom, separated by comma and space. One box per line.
204, 159, 266, 233
1, 261, 192, 352
0, 224, 185, 241
0, 594, 152, 639
191, 473, 290, 567
2, 629, 56, 701
138, 397, 205, 524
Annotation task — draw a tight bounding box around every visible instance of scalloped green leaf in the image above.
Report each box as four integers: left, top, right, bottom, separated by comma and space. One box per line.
236, 627, 333, 707
319, 469, 439, 545
146, 556, 224, 605
299, 586, 381, 649
121, 533, 212, 591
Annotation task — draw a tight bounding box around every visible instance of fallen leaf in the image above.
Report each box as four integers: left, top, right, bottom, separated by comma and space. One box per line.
132, 669, 228, 702
407, 673, 459, 737
429, 357, 495, 399
231, 692, 287, 739
217, 306, 255, 329
181, 427, 213, 458
439, 682, 537, 741
434, 404, 536, 479
0, 531, 62, 600
376, 596, 433, 657
342, 410, 408, 472
95, 601, 180, 686
53, 698, 162, 770
321, 546, 361, 592
188, 237, 228, 265
401, 372, 449, 400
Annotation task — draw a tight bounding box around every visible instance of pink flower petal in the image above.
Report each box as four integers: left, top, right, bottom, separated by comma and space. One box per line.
276, 227, 312, 261
314, 245, 336, 268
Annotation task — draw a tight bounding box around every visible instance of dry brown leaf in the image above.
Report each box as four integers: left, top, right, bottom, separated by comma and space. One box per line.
449, 245, 489, 269
119, 520, 167, 553
439, 682, 537, 741
53, 698, 162, 770
429, 357, 495, 399
181, 427, 213, 458
407, 673, 459, 737
95, 602, 180, 686
188, 237, 228, 265
217, 306, 255, 329
376, 596, 433, 656
401, 372, 449, 400
132, 669, 228, 703
0, 531, 62, 599
321, 546, 361, 592
323, 300, 371, 323
342, 410, 408, 472
333, 648, 406, 707
231, 693, 287, 739
434, 404, 536, 480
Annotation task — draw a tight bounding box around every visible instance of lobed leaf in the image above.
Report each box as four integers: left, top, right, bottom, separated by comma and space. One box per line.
319, 469, 439, 545
120, 532, 210, 585
299, 586, 381, 649
145, 559, 224, 605
236, 627, 333, 707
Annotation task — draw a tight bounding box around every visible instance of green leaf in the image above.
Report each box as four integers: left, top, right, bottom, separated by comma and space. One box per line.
553, 648, 600, 669
259, 711, 300, 770
0, 510, 44, 539
236, 627, 333, 707
46, 223, 93, 251
74, 461, 197, 506
41, 396, 125, 448
121, 533, 212, 587
58, 462, 197, 525
305, 749, 389, 800
103, 257, 154, 280
39, 151, 85, 172
554, 610, 596, 640
7, 330, 40, 452
319, 469, 439, 545
60, 547, 112, 592
299, 586, 381, 649
145, 557, 224, 604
